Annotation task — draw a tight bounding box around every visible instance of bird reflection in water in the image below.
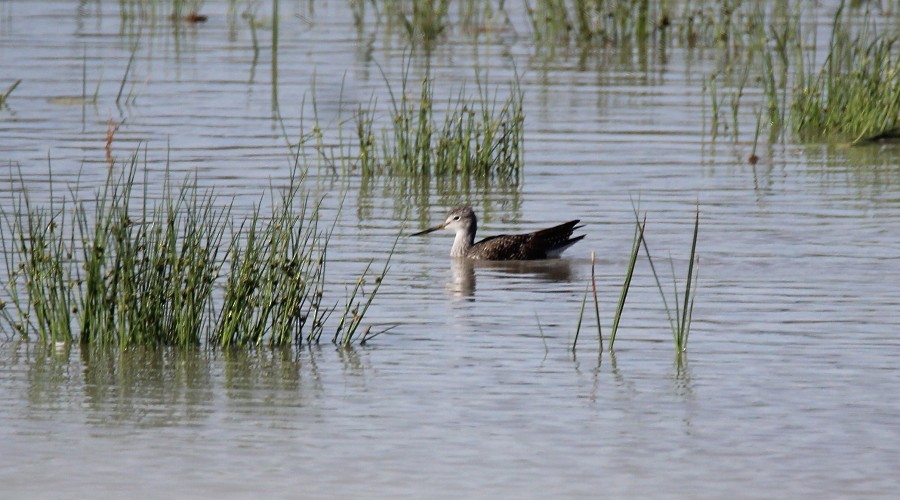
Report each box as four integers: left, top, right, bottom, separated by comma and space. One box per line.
447, 258, 577, 298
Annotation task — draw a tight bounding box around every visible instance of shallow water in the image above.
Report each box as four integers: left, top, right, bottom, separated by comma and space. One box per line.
2, 1, 900, 498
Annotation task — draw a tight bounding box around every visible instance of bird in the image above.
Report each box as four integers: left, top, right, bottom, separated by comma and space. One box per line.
410, 206, 585, 260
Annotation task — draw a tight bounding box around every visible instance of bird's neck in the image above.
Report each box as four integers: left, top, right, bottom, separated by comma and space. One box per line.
450, 228, 475, 257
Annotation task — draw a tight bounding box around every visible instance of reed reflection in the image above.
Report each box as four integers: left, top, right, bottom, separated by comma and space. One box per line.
80, 346, 214, 427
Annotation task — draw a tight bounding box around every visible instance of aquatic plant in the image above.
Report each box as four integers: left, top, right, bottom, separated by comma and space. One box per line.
333, 235, 396, 347
0, 153, 391, 349
73, 161, 226, 347
590, 251, 603, 351
0, 79, 20, 106
382, 65, 524, 182
572, 251, 603, 352
210, 173, 331, 348
571, 210, 698, 353
572, 283, 589, 351
0, 169, 74, 343
607, 215, 644, 351
115, 42, 138, 106
351, 0, 500, 47
574, 205, 701, 353
706, 0, 898, 144
520, 0, 811, 53
298, 62, 524, 185
791, 4, 900, 143
637, 207, 700, 353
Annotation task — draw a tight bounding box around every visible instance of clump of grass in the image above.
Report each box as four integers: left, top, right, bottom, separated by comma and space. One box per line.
353, 0, 500, 47
0, 168, 73, 343
705, 0, 898, 144
791, 3, 900, 143
299, 63, 524, 186
524, 0, 573, 46
72, 158, 226, 347
702, 1, 779, 141
382, 66, 524, 182
524, 0, 796, 53
673, 209, 700, 351
211, 170, 333, 349
1, 152, 392, 349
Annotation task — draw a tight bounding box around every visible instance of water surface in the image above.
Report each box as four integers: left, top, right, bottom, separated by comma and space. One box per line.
2, 1, 899, 498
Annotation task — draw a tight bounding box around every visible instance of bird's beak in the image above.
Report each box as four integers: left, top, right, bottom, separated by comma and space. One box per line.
410, 222, 447, 237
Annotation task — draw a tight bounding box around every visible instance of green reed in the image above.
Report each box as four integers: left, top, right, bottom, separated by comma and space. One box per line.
637, 207, 699, 353
212, 172, 333, 349
299, 63, 524, 186
0, 79, 21, 106
675, 209, 700, 351
607, 215, 644, 351
571, 209, 700, 353
703, 1, 777, 140
0, 168, 73, 343
333, 235, 396, 347
572, 283, 589, 351
69, 156, 226, 346
790, 3, 899, 143
705, 0, 898, 144
572, 251, 603, 352
383, 66, 524, 181
574, 206, 700, 353
522, 0, 801, 52
525, 0, 572, 46
590, 251, 603, 352
1, 153, 390, 348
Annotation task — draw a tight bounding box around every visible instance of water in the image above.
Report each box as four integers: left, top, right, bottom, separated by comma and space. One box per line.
2, 1, 899, 497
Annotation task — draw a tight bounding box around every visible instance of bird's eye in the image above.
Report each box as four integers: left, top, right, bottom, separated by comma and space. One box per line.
453, 216, 460, 221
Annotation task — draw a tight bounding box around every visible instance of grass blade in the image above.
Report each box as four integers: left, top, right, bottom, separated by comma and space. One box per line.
609, 216, 645, 351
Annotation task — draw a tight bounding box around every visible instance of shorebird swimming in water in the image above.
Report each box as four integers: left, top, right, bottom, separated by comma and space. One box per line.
411, 206, 585, 260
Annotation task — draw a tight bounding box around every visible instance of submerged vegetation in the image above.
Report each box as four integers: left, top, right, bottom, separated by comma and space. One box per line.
0, 156, 392, 348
